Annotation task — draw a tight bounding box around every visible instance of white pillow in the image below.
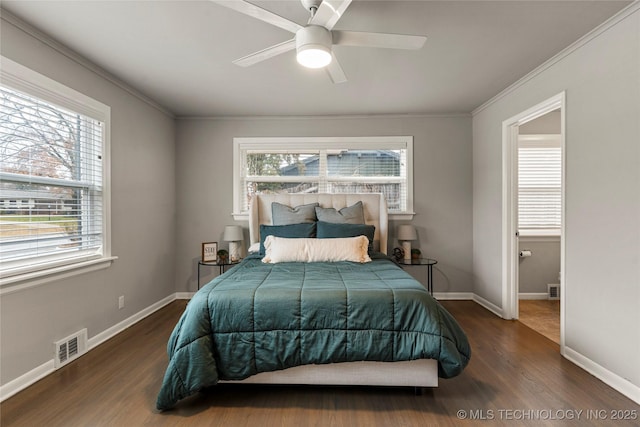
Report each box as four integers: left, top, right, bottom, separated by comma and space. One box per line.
262, 236, 371, 264
248, 242, 261, 253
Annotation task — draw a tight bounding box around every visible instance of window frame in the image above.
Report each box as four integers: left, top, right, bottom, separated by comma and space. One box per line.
232, 136, 414, 221
0, 57, 115, 292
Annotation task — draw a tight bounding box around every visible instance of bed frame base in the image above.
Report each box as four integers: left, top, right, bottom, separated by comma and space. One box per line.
220, 359, 438, 388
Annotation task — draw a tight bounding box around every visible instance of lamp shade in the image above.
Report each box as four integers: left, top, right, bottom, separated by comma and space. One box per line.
223, 225, 243, 242
396, 225, 418, 241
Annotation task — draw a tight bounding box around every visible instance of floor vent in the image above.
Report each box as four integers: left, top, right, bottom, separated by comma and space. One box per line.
547, 284, 560, 300
54, 329, 87, 368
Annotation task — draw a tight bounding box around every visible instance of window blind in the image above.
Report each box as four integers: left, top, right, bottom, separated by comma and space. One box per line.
0, 85, 104, 276
518, 136, 562, 231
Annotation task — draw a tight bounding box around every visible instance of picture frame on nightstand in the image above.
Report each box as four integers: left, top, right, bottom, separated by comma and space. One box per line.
201, 242, 218, 263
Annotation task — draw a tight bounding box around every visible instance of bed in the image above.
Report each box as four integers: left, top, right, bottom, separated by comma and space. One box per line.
156, 193, 470, 410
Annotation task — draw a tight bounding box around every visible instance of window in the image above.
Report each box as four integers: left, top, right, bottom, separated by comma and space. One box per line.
0, 58, 112, 285
518, 135, 561, 234
233, 136, 413, 219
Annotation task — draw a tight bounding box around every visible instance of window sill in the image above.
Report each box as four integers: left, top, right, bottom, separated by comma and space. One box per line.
519, 234, 560, 243
519, 229, 560, 237
0, 256, 118, 295
232, 212, 416, 221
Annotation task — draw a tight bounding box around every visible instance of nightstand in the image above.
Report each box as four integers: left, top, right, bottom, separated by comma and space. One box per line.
397, 258, 437, 295
197, 260, 240, 290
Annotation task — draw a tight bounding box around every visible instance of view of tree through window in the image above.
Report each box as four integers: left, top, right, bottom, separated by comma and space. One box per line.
0, 84, 104, 272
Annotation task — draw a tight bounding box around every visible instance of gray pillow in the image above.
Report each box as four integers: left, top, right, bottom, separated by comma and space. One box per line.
272, 202, 319, 225
315, 201, 365, 224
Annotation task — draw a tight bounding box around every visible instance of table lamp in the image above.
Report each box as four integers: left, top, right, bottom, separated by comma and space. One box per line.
223, 225, 243, 262
397, 225, 418, 262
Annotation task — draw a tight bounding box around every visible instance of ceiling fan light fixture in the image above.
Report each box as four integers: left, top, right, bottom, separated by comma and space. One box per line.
296, 25, 332, 69
297, 46, 332, 68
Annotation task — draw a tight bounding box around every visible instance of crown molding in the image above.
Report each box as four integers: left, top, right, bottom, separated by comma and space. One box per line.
0, 8, 175, 118
472, 1, 640, 116
178, 112, 471, 121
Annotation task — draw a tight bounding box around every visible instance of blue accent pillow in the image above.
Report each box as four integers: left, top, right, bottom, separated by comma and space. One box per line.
316, 221, 375, 254
259, 222, 317, 255
272, 202, 319, 225
315, 201, 364, 224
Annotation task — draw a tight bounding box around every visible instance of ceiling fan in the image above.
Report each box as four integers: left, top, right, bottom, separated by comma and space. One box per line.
212, 0, 427, 83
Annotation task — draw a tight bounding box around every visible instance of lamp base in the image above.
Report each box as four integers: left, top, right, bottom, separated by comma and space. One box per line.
229, 241, 241, 262
402, 241, 411, 262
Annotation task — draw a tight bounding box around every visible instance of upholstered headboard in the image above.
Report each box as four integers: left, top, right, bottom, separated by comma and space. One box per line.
249, 193, 388, 254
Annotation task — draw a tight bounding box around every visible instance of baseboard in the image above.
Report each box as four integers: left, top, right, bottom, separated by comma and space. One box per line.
518, 292, 549, 300
563, 346, 640, 405
0, 359, 55, 402
87, 294, 176, 350
0, 292, 179, 402
472, 293, 505, 318
176, 292, 195, 299
433, 292, 473, 300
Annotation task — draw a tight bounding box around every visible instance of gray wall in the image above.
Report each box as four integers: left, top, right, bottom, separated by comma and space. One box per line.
472, 6, 639, 391
0, 16, 176, 384
175, 115, 472, 294
519, 110, 561, 134
518, 238, 561, 295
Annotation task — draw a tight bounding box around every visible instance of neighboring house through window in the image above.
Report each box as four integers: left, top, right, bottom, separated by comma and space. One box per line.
0, 57, 113, 288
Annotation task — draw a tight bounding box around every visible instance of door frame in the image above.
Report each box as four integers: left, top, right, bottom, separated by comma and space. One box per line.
501, 91, 566, 348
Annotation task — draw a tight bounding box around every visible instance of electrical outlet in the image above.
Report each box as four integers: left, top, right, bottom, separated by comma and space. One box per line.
118, 295, 125, 309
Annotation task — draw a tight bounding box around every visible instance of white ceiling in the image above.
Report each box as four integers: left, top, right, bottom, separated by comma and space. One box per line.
1, 1, 631, 117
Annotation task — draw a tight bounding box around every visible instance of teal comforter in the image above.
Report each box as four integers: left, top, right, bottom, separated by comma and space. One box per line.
156, 255, 470, 410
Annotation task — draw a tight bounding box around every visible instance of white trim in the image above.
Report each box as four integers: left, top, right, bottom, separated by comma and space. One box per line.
432, 292, 473, 300
0, 256, 118, 295
0, 56, 115, 289
0, 10, 173, 118
175, 292, 195, 300
179, 113, 471, 121
472, 2, 640, 116
502, 120, 520, 320
502, 92, 567, 345
231, 212, 416, 222
518, 230, 561, 239
0, 359, 55, 402
563, 346, 640, 405
0, 292, 178, 402
472, 293, 505, 318
502, 93, 565, 327
87, 294, 175, 349
518, 292, 549, 300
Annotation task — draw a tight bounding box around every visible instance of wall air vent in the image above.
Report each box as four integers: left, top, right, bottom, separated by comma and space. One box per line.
54, 329, 87, 368
547, 284, 560, 300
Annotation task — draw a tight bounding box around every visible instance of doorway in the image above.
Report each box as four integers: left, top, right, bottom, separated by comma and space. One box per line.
502, 92, 566, 350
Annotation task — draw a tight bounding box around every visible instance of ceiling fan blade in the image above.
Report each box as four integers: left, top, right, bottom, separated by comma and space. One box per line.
232, 39, 296, 67
310, 0, 352, 30
211, 0, 302, 34
325, 53, 347, 84
332, 30, 427, 50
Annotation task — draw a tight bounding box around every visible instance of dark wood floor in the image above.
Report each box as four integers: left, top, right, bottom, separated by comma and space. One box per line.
2, 300, 638, 426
